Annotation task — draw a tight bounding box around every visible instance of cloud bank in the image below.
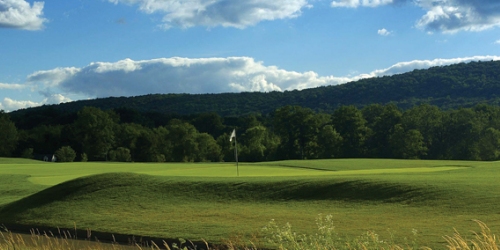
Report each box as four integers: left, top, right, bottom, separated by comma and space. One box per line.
108, 0, 311, 29
0, 98, 40, 111
0, 93, 70, 111
330, 0, 500, 33
27, 55, 500, 97
0, 0, 47, 30
365, 55, 500, 77
27, 57, 348, 97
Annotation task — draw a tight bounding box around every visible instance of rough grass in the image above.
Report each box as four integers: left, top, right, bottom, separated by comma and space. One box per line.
0, 158, 499, 249
1, 218, 499, 249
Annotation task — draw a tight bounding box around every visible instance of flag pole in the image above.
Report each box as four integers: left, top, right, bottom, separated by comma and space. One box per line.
230, 129, 239, 177
235, 134, 239, 177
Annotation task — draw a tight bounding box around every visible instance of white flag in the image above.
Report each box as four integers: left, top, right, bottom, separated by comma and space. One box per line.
230, 129, 236, 142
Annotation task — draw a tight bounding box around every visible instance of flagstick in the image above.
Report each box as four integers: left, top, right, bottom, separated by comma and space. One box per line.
230, 129, 239, 177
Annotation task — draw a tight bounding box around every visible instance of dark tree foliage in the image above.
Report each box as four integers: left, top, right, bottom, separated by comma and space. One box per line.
134, 130, 164, 162
109, 147, 132, 162
195, 133, 222, 162
364, 104, 402, 158
0, 111, 18, 157
190, 112, 225, 138
6, 60, 500, 162
10, 106, 77, 130
15, 125, 62, 156
317, 125, 342, 159
390, 125, 427, 159
7, 103, 500, 162
238, 125, 280, 162
273, 106, 323, 159
73, 107, 116, 161
400, 104, 444, 159
332, 106, 369, 158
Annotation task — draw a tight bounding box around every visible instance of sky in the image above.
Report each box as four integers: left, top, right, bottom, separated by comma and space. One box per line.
1, 0, 500, 112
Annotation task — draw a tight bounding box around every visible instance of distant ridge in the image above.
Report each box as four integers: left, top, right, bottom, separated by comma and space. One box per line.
11, 60, 500, 116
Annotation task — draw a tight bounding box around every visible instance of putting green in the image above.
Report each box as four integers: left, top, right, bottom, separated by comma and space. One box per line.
26, 164, 468, 186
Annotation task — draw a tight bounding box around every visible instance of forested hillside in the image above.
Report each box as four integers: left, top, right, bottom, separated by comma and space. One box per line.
9, 60, 500, 117
2, 60, 500, 163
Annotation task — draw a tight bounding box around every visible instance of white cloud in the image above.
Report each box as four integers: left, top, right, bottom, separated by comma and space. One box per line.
415, 0, 500, 33
331, 0, 395, 8
1, 97, 40, 111
364, 55, 500, 77
27, 67, 81, 87
28, 57, 348, 97
331, 0, 500, 33
0, 82, 25, 90
45, 93, 72, 104
330, 0, 359, 8
0, 94, 72, 112
108, 0, 311, 29
377, 28, 391, 36
0, 0, 47, 30
495, 39, 500, 44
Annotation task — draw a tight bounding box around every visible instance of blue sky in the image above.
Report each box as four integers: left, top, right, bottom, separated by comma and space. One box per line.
1, 0, 499, 111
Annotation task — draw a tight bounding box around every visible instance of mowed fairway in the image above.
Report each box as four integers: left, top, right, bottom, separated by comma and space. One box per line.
0, 158, 473, 186
0, 158, 499, 248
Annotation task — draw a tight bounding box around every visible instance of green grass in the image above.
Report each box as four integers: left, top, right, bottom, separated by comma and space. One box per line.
0, 158, 499, 249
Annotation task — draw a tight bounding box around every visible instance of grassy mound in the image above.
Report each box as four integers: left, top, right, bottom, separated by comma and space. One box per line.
0, 172, 428, 212
0, 159, 498, 247
0, 172, 432, 238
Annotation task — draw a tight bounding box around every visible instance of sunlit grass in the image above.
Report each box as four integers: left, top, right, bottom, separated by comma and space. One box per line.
1, 158, 500, 249
0, 158, 485, 186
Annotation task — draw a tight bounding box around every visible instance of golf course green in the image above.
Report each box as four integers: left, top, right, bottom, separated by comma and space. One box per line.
0, 158, 498, 249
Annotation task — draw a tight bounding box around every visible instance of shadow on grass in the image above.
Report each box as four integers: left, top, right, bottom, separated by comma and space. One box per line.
0, 173, 436, 217
236, 179, 433, 203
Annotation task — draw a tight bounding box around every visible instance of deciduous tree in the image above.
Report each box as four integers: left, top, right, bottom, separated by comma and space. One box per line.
390, 125, 427, 159
195, 133, 222, 162
273, 106, 326, 159
73, 107, 116, 161
317, 125, 343, 159
55, 146, 77, 162
109, 147, 132, 162
0, 111, 18, 157
332, 106, 369, 158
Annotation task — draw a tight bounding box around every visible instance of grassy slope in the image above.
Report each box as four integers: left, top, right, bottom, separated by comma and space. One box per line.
0, 158, 498, 248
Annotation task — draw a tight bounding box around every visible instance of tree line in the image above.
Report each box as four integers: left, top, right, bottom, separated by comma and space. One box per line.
2, 103, 500, 162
